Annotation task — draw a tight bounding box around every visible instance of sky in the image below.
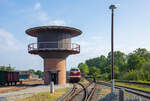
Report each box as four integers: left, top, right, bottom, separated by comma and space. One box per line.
0, 0, 150, 71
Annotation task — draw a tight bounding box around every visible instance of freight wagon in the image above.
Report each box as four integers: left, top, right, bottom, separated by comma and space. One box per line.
0, 71, 19, 86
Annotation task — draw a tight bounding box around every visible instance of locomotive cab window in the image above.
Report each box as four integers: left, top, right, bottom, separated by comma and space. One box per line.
70, 68, 80, 72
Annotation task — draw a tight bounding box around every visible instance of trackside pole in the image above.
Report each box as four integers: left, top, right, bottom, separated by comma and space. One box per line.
119, 88, 125, 101
50, 81, 54, 93
109, 4, 117, 93
112, 79, 115, 92
0, 97, 7, 101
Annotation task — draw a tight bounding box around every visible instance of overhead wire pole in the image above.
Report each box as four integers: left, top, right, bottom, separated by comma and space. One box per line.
109, 4, 117, 93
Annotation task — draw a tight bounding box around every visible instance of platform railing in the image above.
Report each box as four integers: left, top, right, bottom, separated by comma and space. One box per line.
28, 42, 80, 52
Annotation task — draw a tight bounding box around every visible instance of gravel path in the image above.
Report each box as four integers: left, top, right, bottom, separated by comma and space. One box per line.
0, 84, 71, 101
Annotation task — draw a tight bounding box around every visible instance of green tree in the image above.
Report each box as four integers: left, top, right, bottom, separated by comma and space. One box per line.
66, 71, 69, 76
127, 53, 146, 70
85, 55, 108, 74
78, 63, 89, 74
0, 66, 14, 71
104, 65, 120, 79
0, 66, 6, 70
35, 70, 43, 78
89, 66, 100, 77
121, 70, 140, 81
86, 57, 101, 68
140, 62, 150, 81
134, 48, 150, 62
107, 51, 127, 72
77, 48, 150, 82
29, 69, 35, 74
98, 55, 108, 73
6, 66, 14, 71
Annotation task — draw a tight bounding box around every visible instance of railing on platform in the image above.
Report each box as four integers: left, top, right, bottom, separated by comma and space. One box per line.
28, 42, 80, 52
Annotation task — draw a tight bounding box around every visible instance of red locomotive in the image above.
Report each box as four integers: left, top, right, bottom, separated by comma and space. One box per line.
69, 68, 81, 83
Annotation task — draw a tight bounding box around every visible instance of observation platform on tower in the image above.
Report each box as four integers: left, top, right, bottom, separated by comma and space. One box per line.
26, 26, 82, 55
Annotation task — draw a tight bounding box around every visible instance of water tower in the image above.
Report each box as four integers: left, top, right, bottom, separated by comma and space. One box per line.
26, 26, 82, 85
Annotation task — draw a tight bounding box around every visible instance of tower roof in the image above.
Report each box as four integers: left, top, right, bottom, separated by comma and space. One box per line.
26, 26, 82, 37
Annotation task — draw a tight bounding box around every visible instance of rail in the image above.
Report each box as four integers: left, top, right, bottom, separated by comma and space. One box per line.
28, 42, 80, 52
60, 83, 92, 101
97, 81, 150, 99
85, 83, 97, 101
116, 80, 150, 86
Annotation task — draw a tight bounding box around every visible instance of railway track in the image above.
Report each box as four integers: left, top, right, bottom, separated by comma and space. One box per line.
59, 82, 99, 101
97, 81, 150, 99
85, 83, 98, 101
116, 80, 150, 86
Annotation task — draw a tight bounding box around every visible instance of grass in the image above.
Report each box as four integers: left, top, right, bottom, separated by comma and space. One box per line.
98, 85, 136, 100
79, 79, 89, 84
17, 88, 69, 101
115, 82, 150, 92
99, 86, 111, 99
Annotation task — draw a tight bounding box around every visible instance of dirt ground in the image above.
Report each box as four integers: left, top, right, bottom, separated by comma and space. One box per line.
0, 82, 71, 101
0, 79, 44, 93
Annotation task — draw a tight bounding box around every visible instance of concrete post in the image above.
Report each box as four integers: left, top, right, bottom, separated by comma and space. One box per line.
119, 88, 124, 101
0, 97, 7, 101
50, 81, 54, 93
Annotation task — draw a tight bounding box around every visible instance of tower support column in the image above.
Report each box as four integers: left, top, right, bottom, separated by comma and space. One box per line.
44, 58, 66, 85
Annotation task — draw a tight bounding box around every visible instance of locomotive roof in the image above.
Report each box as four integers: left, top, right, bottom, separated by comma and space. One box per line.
70, 67, 79, 69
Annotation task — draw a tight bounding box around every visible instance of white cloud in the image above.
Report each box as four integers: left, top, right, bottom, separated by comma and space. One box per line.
78, 40, 89, 46
38, 12, 49, 22
90, 36, 103, 40
36, 11, 66, 26
33, 2, 66, 26
0, 28, 42, 70
17, 2, 66, 26
0, 29, 23, 51
27, 36, 37, 43
66, 37, 110, 70
36, 12, 52, 25
51, 20, 66, 26
34, 2, 41, 10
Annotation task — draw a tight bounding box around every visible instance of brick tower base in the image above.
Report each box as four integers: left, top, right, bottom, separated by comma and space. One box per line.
44, 58, 66, 85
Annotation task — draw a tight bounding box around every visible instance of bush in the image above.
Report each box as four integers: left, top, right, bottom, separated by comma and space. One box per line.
120, 70, 140, 81
99, 73, 111, 81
